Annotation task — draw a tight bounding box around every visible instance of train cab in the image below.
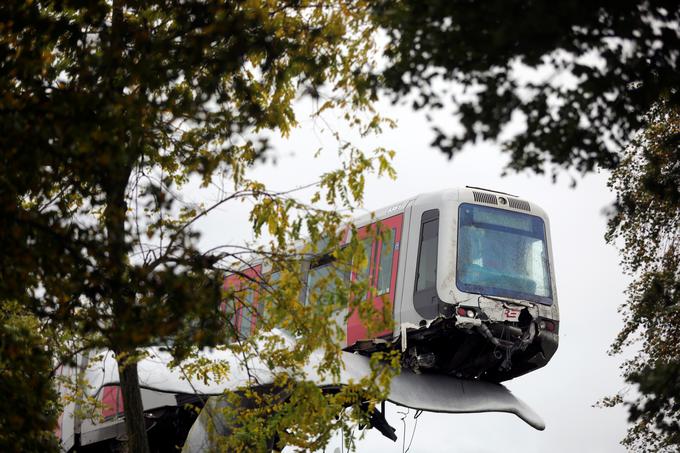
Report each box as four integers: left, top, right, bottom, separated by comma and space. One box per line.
384, 187, 559, 381
228, 187, 559, 383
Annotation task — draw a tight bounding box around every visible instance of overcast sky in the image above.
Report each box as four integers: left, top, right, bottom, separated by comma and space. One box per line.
189, 94, 633, 452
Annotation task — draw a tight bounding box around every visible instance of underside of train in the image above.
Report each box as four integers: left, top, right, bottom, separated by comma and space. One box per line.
350, 302, 559, 383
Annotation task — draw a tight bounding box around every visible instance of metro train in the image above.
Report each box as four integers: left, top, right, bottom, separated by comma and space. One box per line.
55, 186, 558, 451
227, 186, 559, 382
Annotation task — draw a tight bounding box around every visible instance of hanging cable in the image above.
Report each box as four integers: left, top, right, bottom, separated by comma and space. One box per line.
404, 410, 422, 453
397, 408, 409, 453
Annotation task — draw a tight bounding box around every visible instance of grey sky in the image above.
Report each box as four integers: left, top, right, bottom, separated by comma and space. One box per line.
190, 96, 632, 452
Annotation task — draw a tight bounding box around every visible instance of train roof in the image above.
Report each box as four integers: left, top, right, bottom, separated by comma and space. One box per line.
228, 186, 549, 272
352, 186, 548, 227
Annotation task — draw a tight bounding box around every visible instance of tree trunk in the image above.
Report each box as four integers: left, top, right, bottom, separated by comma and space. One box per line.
105, 3, 151, 450
104, 164, 149, 452
105, 180, 150, 453
118, 360, 151, 453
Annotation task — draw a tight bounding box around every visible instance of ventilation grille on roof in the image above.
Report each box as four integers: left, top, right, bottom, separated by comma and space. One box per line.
508, 198, 531, 211
473, 191, 498, 205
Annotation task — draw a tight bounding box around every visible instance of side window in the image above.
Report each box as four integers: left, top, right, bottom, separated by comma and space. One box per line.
355, 237, 373, 284
376, 228, 396, 295
261, 271, 280, 321
222, 276, 240, 340
306, 255, 349, 306
223, 300, 237, 339
306, 263, 330, 304
414, 209, 439, 318
238, 288, 255, 339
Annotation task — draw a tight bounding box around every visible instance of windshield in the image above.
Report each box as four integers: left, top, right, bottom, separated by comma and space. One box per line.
456, 203, 552, 304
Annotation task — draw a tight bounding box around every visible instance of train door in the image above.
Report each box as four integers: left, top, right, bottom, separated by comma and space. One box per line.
347, 214, 403, 345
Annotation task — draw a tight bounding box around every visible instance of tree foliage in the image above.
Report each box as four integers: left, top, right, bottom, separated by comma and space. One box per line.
0, 302, 60, 453
374, 0, 680, 176
373, 2, 680, 448
605, 101, 680, 451
0, 1, 395, 451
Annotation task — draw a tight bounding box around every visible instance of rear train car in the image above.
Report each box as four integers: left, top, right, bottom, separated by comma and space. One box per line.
227, 187, 559, 382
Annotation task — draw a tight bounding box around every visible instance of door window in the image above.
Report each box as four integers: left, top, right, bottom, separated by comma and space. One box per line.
376, 228, 396, 295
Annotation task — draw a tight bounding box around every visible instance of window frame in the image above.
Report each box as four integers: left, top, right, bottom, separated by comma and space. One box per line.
304, 251, 351, 307
455, 203, 553, 305
413, 209, 440, 319
375, 227, 397, 296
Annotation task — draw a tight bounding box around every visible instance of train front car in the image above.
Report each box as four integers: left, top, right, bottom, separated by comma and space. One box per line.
398, 187, 559, 382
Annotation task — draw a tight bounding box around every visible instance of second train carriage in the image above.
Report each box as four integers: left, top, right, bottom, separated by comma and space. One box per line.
226, 187, 559, 382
